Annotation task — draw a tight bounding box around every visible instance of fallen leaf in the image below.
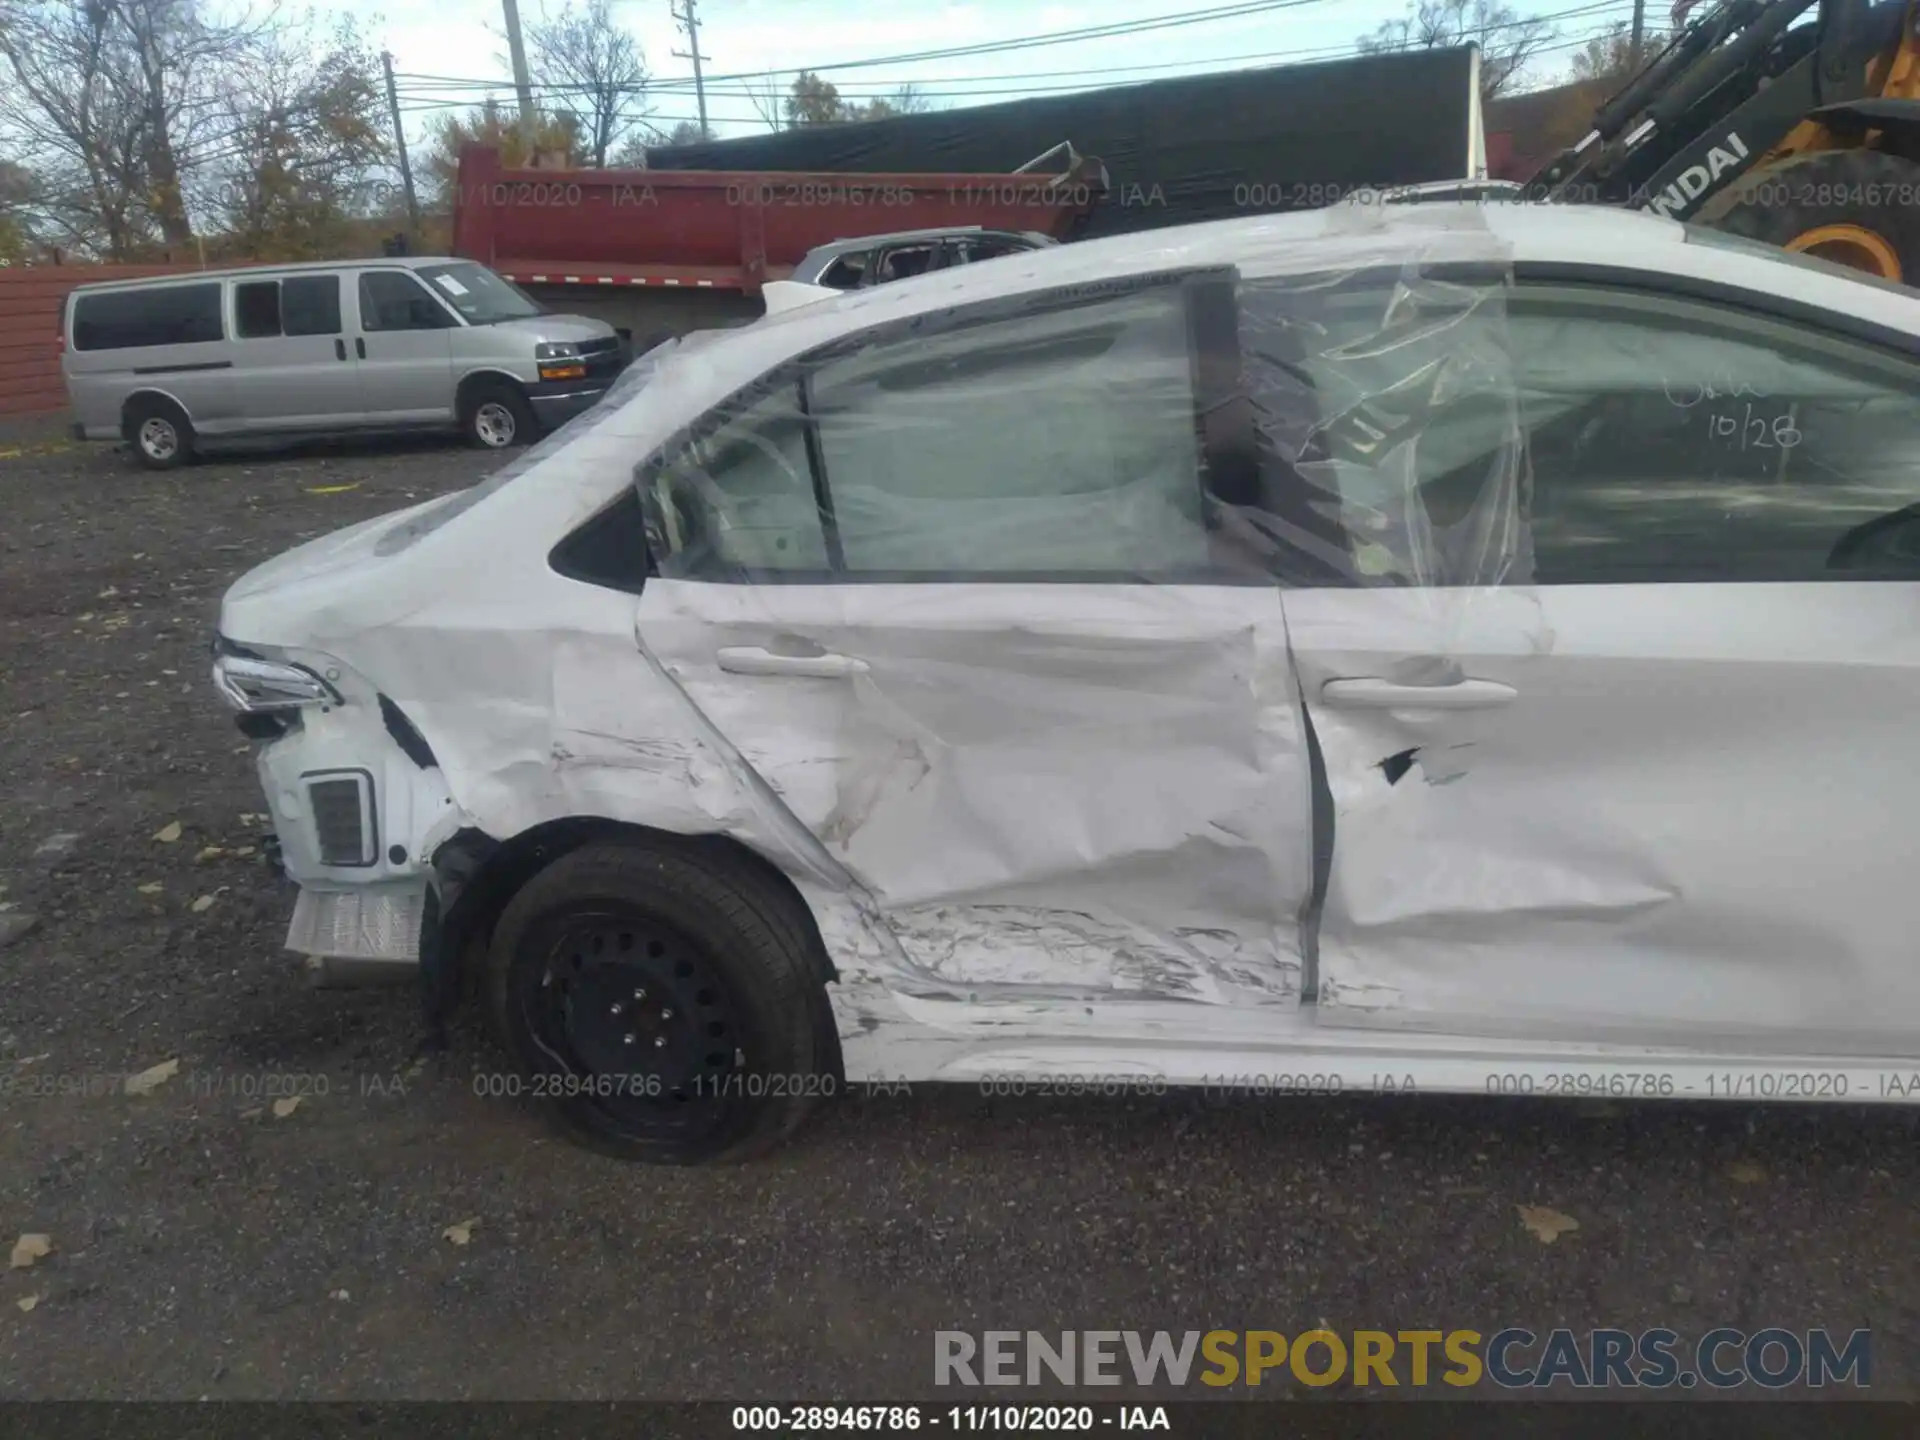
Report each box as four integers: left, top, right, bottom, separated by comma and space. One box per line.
307, 482, 361, 495
239, 1107, 264, 1120
16, 1294, 39, 1313
1517, 1204, 1580, 1244
152, 821, 182, 844
442, 1217, 479, 1247
193, 846, 224, 863
190, 895, 216, 914
233, 846, 256, 858
10, 1234, 52, 1269
16, 1054, 50, 1067
136, 883, 163, 895
124, 1058, 180, 1096
271, 1096, 302, 1119
329, 1288, 350, 1302
1727, 1160, 1766, 1185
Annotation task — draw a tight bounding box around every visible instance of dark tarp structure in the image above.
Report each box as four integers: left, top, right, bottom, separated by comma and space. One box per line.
647, 47, 1481, 238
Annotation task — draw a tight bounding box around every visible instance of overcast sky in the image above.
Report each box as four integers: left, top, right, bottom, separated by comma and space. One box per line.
356, 0, 1640, 151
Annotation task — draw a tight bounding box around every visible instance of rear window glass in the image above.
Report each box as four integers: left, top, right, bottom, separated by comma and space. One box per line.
72, 283, 224, 351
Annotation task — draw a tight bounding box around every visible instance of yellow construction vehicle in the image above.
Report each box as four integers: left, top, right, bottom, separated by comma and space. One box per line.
1534, 0, 1920, 280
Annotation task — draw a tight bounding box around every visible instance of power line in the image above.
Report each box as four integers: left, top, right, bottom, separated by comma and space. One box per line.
392, 0, 1350, 96
392, 0, 1635, 101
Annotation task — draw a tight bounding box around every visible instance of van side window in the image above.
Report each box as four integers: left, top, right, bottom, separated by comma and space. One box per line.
71, 283, 224, 351
282, 276, 342, 336
359, 272, 455, 332
235, 282, 281, 339
234, 276, 343, 339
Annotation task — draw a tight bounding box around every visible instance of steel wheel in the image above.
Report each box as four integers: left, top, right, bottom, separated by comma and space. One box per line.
473, 400, 517, 448
518, 903, 745, 1141
138, 416, 179, 463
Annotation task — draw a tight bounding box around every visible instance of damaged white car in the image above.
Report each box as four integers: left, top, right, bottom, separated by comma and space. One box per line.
216, 200, 1920, 1162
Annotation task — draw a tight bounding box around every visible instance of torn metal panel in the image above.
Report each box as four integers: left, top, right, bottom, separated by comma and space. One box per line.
641, 580, 1311, 1004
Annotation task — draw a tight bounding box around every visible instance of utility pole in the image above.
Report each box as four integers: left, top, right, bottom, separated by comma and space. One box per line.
381, 51, 422, 242
501, 0, 539, 153
1630, 0, 1647, 64
671, 0, 711, 140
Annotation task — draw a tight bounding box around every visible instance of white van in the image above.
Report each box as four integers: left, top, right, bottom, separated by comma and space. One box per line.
64, 258, 625, 468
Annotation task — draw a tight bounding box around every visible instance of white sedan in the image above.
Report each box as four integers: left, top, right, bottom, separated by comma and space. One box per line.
215, 200, 1920, 1161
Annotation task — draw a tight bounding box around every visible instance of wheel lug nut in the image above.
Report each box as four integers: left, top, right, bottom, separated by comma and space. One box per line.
654, 1036, 667, 1048
623, 1033, 636, 1045
661, 1007, 673, 1019
634, 987, 646, 1000
610, 1003, 623, 1016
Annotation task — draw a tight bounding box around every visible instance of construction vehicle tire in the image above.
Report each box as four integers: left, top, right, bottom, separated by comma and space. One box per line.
1709, 149, 1920, 284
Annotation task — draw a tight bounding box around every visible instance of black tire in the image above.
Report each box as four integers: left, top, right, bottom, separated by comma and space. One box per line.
461, 378, 535, 451
1709, 150, 1920, 284
124, 396, 194, 470
483, 837, 836, 1163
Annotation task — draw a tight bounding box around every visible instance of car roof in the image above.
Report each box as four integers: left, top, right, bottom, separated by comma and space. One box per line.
786, 202, 1920, 332
665, 202, 1920, 417
799, 227, 1049, 260
66, 256, 468, 294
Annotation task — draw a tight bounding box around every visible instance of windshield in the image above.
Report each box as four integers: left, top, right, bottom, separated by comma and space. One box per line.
415, 261, 543, 324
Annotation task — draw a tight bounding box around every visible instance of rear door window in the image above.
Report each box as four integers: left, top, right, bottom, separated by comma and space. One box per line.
234, 281, 281, 338
282, 276, 343, 336
71, 283, 225, 351
232, 275, 343, 339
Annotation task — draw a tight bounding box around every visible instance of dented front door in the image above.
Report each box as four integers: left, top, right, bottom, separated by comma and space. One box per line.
635, 273, 1314, 1006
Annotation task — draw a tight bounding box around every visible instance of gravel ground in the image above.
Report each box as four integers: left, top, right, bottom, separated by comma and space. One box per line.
2, 420, 1919, 1404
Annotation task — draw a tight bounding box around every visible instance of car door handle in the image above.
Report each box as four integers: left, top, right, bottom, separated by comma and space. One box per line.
1320, 678, 1517, 710
716, 646, 869, 679
334, 338, 346, 361
355, 337, 367, 359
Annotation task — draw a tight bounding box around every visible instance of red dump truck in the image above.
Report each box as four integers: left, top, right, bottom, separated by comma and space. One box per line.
448, 142, 1106, 342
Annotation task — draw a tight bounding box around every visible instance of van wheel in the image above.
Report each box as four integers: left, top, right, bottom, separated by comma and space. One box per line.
462, 380, 534, 450
125, 398, 193, 470
483, 838, 835, 1164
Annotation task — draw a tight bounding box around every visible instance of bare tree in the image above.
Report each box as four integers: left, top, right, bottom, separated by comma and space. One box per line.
0, 160, 43, 260
200, 15, 391, 260
883, 83, 933, 116
0, 0, 260, 257
527, 0, 648, 167
743, 72, 788, 132
1358, 0, 1555, 103
782, 72, 936, 126
0, 0, 162, 256
1569, 20, 1667, 83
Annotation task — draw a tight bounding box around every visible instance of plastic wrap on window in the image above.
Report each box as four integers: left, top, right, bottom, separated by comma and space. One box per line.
624, 207, 1527, 1009
1228, 213, 1530, 597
